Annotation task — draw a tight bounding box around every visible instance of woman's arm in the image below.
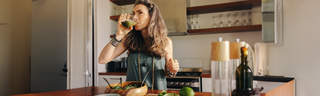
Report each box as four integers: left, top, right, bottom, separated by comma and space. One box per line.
98, 13, 133, 64
98, 38, 127, 64
165, 37, 179, 73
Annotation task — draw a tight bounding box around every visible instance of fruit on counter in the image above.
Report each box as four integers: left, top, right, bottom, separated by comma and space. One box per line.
158, 90, 167, 96
179, 87, 195, 96
158, 87, 195, 96
158, 90, 179, 96
121, 20, 137, 28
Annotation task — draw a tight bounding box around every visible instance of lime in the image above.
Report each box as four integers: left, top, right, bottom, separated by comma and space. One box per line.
163, 93, 179, 96
158, 90, 167, 96
121, 20, 137, 28
179, 87, 195, 96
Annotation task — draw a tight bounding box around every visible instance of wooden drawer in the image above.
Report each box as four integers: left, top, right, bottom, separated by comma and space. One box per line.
201, 77, 295, 96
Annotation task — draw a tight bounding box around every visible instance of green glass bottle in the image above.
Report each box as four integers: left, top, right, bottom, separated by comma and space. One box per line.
236, 47, 253, 93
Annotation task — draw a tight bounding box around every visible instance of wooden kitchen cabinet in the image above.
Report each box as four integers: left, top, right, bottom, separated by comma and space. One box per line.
99, 75, 126, 86
188, 25, 262, 35
259, 80, 295, 96
201, 77, 295, 96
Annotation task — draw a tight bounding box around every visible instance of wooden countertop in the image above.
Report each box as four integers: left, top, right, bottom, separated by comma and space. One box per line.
99, 71, 213, 78
99, 71, 127, 75
201, 70, 211, 78
11, 86, 212, 96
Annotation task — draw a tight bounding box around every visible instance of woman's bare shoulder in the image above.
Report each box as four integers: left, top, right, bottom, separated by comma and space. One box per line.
164, 37, 172, 52
165, 37, 172, 46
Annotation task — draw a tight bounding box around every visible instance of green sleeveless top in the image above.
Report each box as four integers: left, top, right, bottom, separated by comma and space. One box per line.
126, 52, 167, 90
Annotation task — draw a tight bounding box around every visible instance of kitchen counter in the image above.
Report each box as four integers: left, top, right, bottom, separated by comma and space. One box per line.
12, 79, 295, 96
201, 70, 211, 78
11, 86, 212, 96
99, 71, 127, 75
99, 71, 213, 78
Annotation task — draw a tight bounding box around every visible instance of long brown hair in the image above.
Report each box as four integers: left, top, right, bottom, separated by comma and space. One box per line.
124, 0, 168, 58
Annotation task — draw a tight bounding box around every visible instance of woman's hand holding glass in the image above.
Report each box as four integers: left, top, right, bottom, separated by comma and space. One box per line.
116, 13, 136, 40
167, 58, 179, 73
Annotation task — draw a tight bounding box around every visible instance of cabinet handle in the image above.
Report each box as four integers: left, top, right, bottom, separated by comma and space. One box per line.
275, 0, 283, 44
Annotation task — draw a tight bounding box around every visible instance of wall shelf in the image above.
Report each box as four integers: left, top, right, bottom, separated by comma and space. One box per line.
110, 15, 120, 21
187, 0, 261, 15
188, 25, 262, 35
110, 0, 135, 6
110, 25, 261, 38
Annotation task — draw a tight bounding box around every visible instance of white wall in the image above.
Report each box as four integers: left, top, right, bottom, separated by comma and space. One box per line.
95, 0, 114, 73
0, 0, 31, 95
267, 0, 320, 95
170, 31, 262, 70
189, 0, 245, 7
95, 0, 128, 74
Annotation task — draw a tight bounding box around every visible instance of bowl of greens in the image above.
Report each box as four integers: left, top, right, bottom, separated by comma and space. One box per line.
105, 81, 148, 96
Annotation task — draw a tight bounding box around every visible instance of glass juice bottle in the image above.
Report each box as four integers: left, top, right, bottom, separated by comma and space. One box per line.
234, 47, 253, 96
211, 37, 231, 96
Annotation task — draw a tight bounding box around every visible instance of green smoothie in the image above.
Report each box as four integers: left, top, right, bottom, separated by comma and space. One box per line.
121, 20, 137, 28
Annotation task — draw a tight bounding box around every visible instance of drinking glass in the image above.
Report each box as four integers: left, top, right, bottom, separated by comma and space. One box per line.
118, 6, 123, 15
129, 14, 139, 22
233, 12, 240, 26
247, 11, 252, 25
226, 13, 232, 27
121, 6, 126, 14
114, 6, 119, 15
190, 15, 195, 29
121, 15, 140, 28
194, 14, 199, 29
241, 12, 247, 26
212, 16, 218, 28
187, 15, 191, 29
218, 14, 224, 27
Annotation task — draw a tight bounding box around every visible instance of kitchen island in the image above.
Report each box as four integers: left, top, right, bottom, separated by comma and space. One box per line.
11, 86, 212, 96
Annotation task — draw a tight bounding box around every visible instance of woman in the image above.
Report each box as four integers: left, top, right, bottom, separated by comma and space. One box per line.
98, 0, 179, 90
